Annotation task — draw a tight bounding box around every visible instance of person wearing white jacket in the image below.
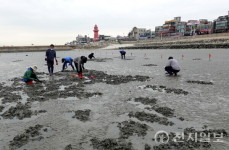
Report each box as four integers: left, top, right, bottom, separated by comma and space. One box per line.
165, 56, 181, 76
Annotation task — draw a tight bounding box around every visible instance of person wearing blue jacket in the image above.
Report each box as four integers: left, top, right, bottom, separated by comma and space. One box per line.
61, 57, 75, 71
119, 50, 126, 59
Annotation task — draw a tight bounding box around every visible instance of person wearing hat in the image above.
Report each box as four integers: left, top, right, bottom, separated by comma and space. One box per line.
119, 50, 126, 59
165, 56, 181, 76
88, 53, 95, 59
61, 57, 75, 71
73, 56, 87, 78
45, 44, 58, 76
22, 66, 41, 84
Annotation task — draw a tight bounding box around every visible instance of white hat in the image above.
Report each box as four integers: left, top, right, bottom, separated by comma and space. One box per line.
32, 66, 37, 71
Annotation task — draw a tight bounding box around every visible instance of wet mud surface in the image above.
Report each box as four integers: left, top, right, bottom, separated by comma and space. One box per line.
187, 80, 213, 85
91, 138, 133, 150
72, 109, 91, 122
83, 69, 150, 85
1, 102, 46, 120
9, 124, 54, 150
129, 111, 174, 126
154, 128, 228, 150
88, 58, 113, 62
0, 105, 4, 112
64, 144, 73, 150
143, 85, 189, 95
118, 120, 148, 139
0, 58, 228, 150
130, 97, 174, 117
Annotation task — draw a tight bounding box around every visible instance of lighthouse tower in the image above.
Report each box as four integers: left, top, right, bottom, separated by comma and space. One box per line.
93, 24, 99, 41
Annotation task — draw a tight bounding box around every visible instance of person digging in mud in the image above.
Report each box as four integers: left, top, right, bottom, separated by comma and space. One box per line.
61, 57, 75, 71
45, 44, 58, 76
88, 53, 95, 59
73, 56, 87, 78
22, 66, 41, 84
165, 56, 181, 76
120, 50, 126, 59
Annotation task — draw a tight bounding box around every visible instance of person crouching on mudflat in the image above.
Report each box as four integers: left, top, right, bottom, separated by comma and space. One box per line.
61, 57, 75, 71
165, 56, 181, 76
22, 66, 41, 84
88, 53, 95, 59
73, 56, 87, 78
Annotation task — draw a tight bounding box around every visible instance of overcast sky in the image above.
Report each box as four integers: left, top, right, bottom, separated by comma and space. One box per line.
0, 0, 228, 46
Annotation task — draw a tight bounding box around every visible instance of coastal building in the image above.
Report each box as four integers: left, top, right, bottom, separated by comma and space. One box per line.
155, 17, 182, 38
196, 19, 213, 34
76, 35, 90, 44
213, 12, 229, 33
185, 20, 199, 36
99, 35, 116, 41
128, 27, 148, 40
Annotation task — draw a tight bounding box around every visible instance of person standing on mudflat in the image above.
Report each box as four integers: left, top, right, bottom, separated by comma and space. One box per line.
45, 44, 58, 76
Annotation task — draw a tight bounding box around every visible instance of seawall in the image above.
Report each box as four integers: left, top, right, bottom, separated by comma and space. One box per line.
0, 45, 75, 53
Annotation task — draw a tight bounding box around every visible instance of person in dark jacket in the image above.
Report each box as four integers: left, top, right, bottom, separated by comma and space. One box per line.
73, 56, 87, 78
88, 53, 95, 59
61, 57, 75, 71
119, 50, 126, 59
45, 44, 58, 76
22, 66, 41, 84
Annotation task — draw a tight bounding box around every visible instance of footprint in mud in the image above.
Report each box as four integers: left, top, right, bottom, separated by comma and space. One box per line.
72, 109, 91, 122
118, 120, 148, 139
186, 80, 213, 85
142, 64, 158, 67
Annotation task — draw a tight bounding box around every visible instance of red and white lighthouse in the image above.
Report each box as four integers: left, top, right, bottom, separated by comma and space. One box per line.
93, 24, 99, 41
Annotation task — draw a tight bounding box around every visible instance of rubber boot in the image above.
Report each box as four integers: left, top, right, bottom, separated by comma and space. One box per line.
81, 73, 85, 78
26, 80, 33, 85
78, 73, 81, 78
